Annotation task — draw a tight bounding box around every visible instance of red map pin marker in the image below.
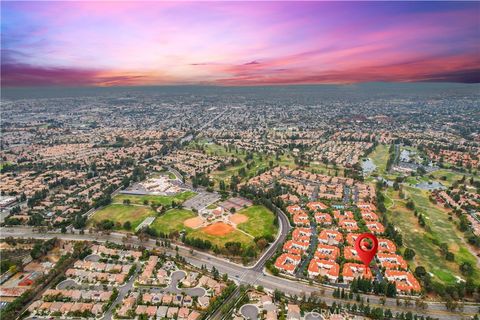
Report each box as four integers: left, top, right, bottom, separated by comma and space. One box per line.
354, 233, 378, 267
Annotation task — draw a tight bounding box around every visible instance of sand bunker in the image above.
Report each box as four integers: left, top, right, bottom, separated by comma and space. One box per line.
184, 217, 203, 229
202, 222, 234, 236
229, 213, 248, 225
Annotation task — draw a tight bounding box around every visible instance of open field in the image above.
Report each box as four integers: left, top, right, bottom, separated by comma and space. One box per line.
369, 144, 390, 175
211, 152, 296, 184
89, 204, 157, 230
429, 169, 476, 187
150, 209, 196, 235
187, 226, 254, 249
151, 171, 177, 180
236, 205, 277, 239
386, 187, 480, 285
150, 204, 275, 249
91, 194, 276, 252
113, 191, 196, 206
191, 140, 366, 187
189, 141, 296, 186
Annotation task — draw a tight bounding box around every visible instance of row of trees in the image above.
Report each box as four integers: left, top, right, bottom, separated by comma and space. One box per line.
349, 277, 397, 297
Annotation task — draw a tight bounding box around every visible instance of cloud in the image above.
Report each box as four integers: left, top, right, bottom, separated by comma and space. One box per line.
2, 1, 479, 86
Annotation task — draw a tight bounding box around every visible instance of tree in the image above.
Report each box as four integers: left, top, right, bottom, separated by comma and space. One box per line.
97, 220, 114, 230
406, 200, 415, 211
225, 242, 242, 256
460, 262, 473, 276
123, 221, 132, 230
414, 266, 427, 278
386, 281, 397, 297
445, 252, 455, 261
256, 238, 268, 250
403, 248, 416, 260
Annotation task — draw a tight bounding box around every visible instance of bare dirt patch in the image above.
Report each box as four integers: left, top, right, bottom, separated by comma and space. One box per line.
184, 217, 203, 229
202, 222, 234, 236
229, 213, 248, 225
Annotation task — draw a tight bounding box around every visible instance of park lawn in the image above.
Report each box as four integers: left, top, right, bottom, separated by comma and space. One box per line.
306, 162, 345, 176
404, 175, 428, 186
387, 187, 480, 285
370, 144, 390, 175
236, 205, 277, 238
210, 150, 295, 186
191, 140, 298, 188
204, 143, 237, 157
89, 204, 157, 230
150, 209, 196, 235
403, 186, 480, 282
186, 228, 254, 249
385, 189, 458, 284
429, 169, 474, 188
113, 191, 196, 206
151, 171, 177, 180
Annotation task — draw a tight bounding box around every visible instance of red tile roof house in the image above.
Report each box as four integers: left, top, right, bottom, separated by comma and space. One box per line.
378, 238, 397, 253
293, 212, 310, 226
346, 233, 361, 246
314, 212, 333, 225
385, 270, 421, 293
318, 229, 343, 245
333, 210, 354, 220
146, 305, 158, 317
339, 219, 359, 232
274, 253, 302, 275
366, 221, 385, 234
292, 227, 312, 239
357, 202, 377, 211
307, 201, 329, 211
135, 305, 147, 315
343, 246, 362, 262
286, 205, 303, 214
308, 259, 340, 281
283, 240, 310, 255
342, 263, 373, 282
188, 310, 201, 320
314, 244, 340, 260
377, 253, 408, 270
178, 307, 190, 319
361, 210, 379, 221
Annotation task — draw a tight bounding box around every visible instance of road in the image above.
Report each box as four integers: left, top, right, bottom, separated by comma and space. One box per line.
103, 262, 139, 320
2, 225, 479, 319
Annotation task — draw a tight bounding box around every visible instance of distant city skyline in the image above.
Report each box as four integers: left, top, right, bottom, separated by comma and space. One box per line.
1, 1, 479, 87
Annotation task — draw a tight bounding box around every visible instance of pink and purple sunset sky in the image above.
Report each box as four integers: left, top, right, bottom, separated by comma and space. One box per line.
2, 1, 479, 87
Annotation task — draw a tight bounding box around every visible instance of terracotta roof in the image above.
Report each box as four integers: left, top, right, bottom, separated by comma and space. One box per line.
385, 270, 421, 292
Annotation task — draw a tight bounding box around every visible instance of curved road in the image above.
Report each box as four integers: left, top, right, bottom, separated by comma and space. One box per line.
1, 219, 479, 320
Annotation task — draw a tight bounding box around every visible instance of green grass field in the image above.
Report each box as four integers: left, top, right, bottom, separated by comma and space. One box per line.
113, 191, 196, 206
186, 228, 254, 249
386, 187, 480, 285
150, 207, 256, 249
197, 142, 296, 186
89, 204, 157, 230
236, 205, 277, 238
429, 169, 474, 187
369, 144, 390, 175
150, 209, 196, 235
190, 140, 351, 187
